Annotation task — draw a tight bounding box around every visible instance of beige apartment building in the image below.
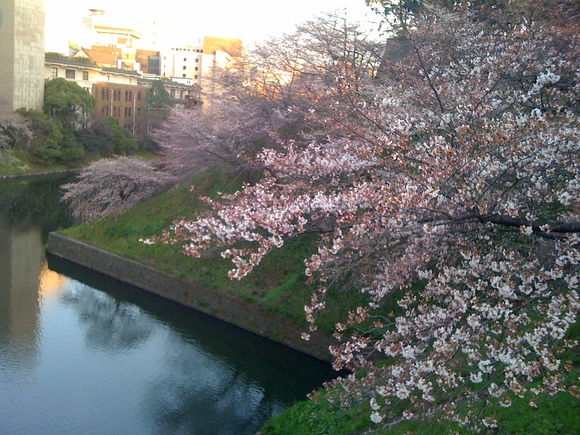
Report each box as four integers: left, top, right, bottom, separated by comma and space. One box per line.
45, 55, 200, 137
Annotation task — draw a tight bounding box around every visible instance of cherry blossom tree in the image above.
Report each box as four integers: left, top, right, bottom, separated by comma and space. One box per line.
153, 12, 382, 182
61, 157, 175, 223
152, 98, 274, 181
152, 2, 578, 430
0, 106, 33, 150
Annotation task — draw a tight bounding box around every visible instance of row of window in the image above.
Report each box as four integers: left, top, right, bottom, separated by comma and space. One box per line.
162, 56, 199, 62
169, 89, 190, 99
100, 106, 141, 117
123, 123, 141, 132
169, 48, 203, 53
51, 67, 90, 81
100, 88, 142, 102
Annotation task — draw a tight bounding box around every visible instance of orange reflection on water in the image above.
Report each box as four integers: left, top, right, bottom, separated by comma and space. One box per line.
38, 261, 68, 300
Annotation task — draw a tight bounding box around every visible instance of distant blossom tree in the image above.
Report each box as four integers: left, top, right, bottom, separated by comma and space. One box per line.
150, 1, 579, 430
153, 12, 382, 181
61, 157, 175, 223
0, 106, 33, 150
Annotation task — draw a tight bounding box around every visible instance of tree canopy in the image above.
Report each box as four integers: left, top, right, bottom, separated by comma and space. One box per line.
43, 78, 95, 130
151, 1, 579, 430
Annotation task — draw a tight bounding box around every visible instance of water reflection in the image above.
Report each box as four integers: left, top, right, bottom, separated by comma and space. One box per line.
0, 216, 42, 373
49, 258, 336, 434
145, 342, 284, 434
0, 176, 337, 434
0, 176, 73, 375
61, 285, 153, 353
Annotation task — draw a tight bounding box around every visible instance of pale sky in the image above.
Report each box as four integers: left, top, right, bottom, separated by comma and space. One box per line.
45, 0, 380, 53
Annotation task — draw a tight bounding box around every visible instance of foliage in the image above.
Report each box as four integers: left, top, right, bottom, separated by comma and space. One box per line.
16, 108, 64, 162
147, 79, 174, 126
60, 167, 326, 333
15, 108, 87, 164
57, 128, 86, 163
263, 387, 580, 434
43, 78, 95, 130
151, 2, 580, 431
261, 387, 373, 435
61, 156, 175, 223
101, 117, 138, 155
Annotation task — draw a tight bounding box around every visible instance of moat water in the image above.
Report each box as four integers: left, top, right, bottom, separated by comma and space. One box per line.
0, 175, 336, 434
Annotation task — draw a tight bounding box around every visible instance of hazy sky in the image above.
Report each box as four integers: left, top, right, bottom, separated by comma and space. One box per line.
45, 0, 380, 52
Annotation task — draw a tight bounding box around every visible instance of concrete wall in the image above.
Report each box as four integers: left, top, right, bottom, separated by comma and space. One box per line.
0, 0, 45, 111
46, 232, 337, 362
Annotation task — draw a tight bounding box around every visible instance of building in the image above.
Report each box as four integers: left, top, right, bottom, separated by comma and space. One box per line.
0, 0, 45, 111
81, 9, 141, 71
160, 46, 203, 85
202, 36, 242, 57
136, 49, 160, 75
45, 55, 200, 137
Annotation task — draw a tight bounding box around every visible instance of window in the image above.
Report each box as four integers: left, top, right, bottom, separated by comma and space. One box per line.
195, 58, 199, 63
183, 66, 187, 70
170, 89, 175, 97
65, 69, 75, 79
83, 71, 89, 80
184, 57, 187, 61
182, 74, 186, 78
180, 90, 184, 99
195, 67, 198, 71
51, 67, 58, 77
194, 75, 198, 79
138, 92, 141, 101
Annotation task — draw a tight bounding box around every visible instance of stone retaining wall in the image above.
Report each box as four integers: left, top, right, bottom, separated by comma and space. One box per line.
46, 232, 336, 363
0, 169, 78, 180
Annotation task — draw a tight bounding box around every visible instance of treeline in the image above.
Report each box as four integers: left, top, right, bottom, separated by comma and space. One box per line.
0, 78, 163, 166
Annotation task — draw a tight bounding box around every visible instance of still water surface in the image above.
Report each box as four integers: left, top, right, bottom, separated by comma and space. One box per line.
0, 175, 336, 434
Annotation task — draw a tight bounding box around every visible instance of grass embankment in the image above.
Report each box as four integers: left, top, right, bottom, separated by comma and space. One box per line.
61, 168, 362, 333
60, 167, 579, 435
0, 149, 156, 178
0, 150, 71, 176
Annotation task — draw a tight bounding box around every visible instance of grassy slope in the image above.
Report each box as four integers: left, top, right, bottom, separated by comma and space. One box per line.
61, 168, 326, 330
61, 167, 579, 435
0, 150, 70, 176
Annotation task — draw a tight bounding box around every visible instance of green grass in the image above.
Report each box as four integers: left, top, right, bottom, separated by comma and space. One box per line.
0, 149, 69, 176
62, 168, 325, 328
0, 148, 158, 177
261, 387, 580, 435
